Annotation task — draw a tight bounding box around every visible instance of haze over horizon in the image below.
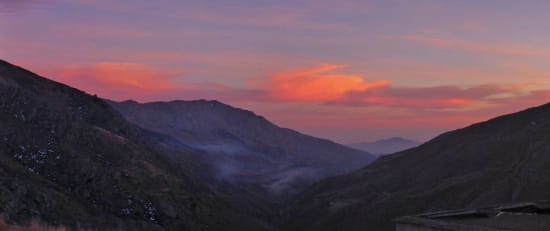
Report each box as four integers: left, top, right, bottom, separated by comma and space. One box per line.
2, 0, 550, 143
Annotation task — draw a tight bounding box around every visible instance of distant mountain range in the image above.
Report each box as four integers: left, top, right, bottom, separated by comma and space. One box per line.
283, 101, 550, 231
348, 137, 421, 156
107, 100, 375, 197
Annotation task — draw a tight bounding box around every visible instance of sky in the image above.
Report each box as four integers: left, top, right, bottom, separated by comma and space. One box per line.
2, 0, 550, 143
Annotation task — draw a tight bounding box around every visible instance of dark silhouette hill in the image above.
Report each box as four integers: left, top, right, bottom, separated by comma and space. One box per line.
283, 102, 550, 231
0, 60, 272, 230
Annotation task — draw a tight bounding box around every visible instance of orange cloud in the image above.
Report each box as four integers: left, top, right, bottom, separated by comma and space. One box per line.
42, 62, 542, 112
267, 64, 390, 102
333, 84, 532, 109
20, 61, 550, 143
41, 62, 261, 102
88, 62, 179, 90
55, 62, 183, 90
44, 62, 191, 101
262, 64, 529, 110
347, 96, 472, 108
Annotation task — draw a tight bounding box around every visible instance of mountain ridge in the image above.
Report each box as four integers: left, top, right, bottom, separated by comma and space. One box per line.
283, 101, 550, 231
107, 99, 375, 197
0, 59, 272, 230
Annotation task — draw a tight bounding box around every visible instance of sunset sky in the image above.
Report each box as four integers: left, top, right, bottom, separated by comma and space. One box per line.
2, 0, 550, 143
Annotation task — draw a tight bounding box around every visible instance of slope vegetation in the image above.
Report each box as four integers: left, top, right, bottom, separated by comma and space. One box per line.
0, 60, 270, 230
284, 102, 550, 231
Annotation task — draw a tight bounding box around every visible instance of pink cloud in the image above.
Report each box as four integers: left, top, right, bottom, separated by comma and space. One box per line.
23, 61, 550, 143
40, 62, 550, 113
265, 64, 390, 102
42, 62, 260, 102
402, 35, 550, 58
332, 84, 528, 109
257, 64, 540, 110
51, 62, 187, 98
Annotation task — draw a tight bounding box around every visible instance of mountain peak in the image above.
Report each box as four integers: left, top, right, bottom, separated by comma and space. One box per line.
0, 59, 10, 66
0, 59, 69, 91
0, 61, 270, 230
108, 99, 375, 196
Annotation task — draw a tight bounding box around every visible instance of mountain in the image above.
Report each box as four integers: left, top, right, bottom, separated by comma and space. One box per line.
107, 100, 375, 197
348, 137, 420, 156
283, 102, 550, 231
0, 60, 271, 230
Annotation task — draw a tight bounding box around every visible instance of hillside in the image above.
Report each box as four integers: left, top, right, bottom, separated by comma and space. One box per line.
107, 100, 375, 196
0, 60, 271, 230
283, 102, 550, 231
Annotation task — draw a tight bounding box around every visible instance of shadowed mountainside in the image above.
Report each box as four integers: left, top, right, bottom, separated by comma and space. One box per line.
107, 100, 375, 197
0, 60, 272, 230
283, 102, 550, 231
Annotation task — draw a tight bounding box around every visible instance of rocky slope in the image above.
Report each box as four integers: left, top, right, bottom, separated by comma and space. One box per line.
0, 60, 271, 230
108, 100, 375, 196
283, 102, 550, 231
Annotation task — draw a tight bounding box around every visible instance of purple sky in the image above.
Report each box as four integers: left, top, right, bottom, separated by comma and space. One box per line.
2, 0, 550, 143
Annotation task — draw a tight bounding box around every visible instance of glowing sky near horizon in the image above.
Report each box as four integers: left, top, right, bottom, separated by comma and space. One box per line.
2, 0, 550, 143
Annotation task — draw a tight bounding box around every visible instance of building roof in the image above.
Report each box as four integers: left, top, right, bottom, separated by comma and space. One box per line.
394, 201, 550, 231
